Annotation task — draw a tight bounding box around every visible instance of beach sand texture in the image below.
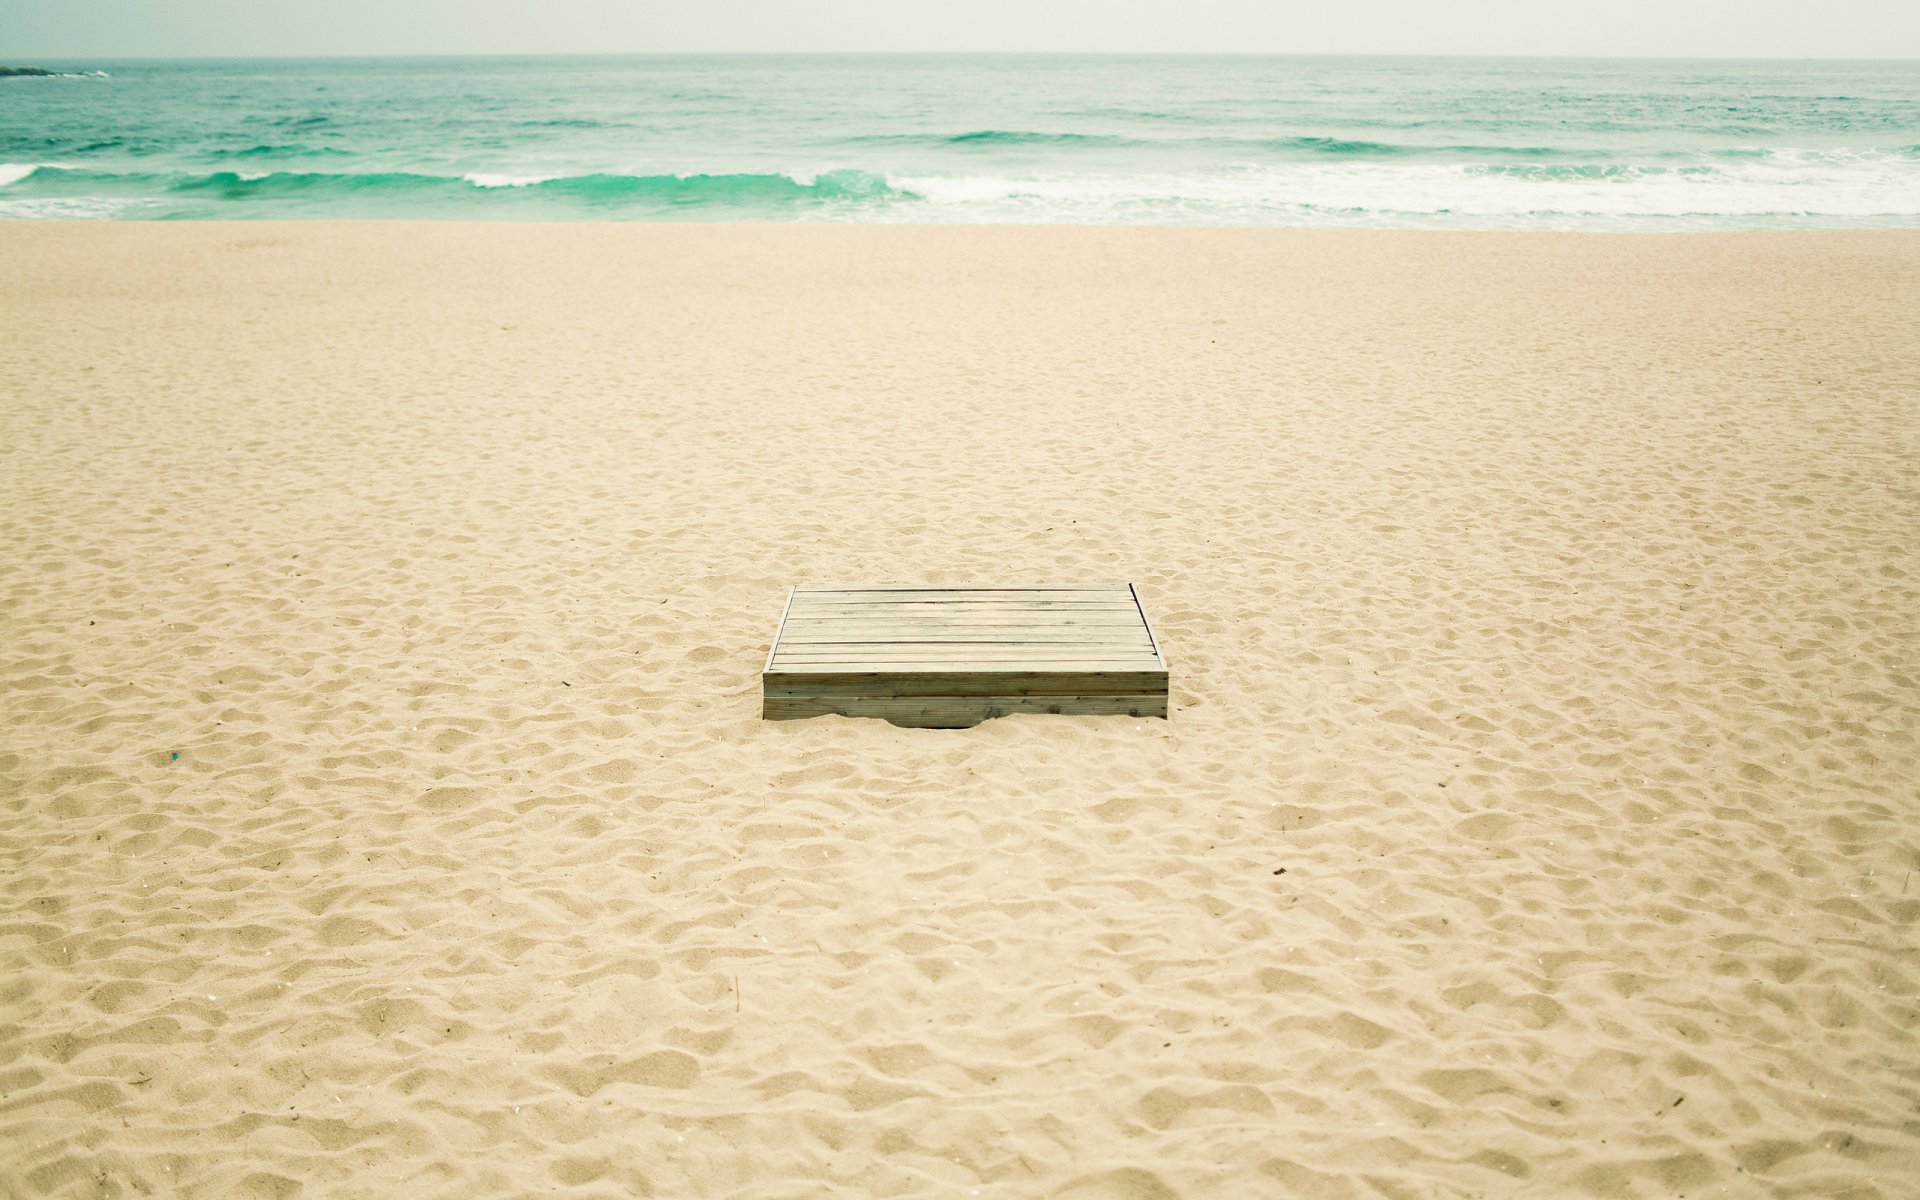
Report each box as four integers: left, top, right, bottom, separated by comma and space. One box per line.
3, 223, 1917, 1198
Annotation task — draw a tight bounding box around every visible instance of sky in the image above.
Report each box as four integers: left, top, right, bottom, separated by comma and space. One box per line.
3, 0, 1918, 60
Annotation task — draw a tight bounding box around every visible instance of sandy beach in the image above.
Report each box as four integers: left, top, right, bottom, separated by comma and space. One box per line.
3, 222, 1917, 1197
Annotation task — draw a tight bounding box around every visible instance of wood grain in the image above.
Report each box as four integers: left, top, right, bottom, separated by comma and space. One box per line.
764, 583, 1169, 726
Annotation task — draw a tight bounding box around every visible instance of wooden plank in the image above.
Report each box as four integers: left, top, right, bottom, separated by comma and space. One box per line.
790, 597, 1130, 605
793, 584, 1129, 595
774, 652, 1158, 664
767, 678, 1165, 698
778, 626, 1145, 636
783, 595, 1136, 606
786, 605, 1138, 614
1130, 583, 1163, 660
790, 592, 1133, 601
762, 586, 796, 675
788, 592, 1135, 603
779, 615, 1145, 626
768, 633, 1144, 641
767, 688, 1164, 705
776, 645, 1154, 655
780, 636, 1148, 644
778, 631, 1147, 640
784, 610, 1139, 619
782, 646, 1150, 655
787, 594, 1138, 603
764, 667, 1165, 684
782, 614, 1144, 624
791, 591, 1128, 599
777, 627, 1151, 636
769, 660, 1164, 674
767, 682, 1163, 697
785, 605, 1137, 613
765, 695, 1168, 726
772, 645, 1160, 658
770, 668, 1164, 679
772, 659, 1161, 669
768, 684, 1164, 702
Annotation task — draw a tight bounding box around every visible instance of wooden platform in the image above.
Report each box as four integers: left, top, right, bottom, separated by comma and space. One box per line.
762, 584, 1169, 727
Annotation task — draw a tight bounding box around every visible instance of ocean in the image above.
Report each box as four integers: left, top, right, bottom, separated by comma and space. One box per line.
3, 54, 1917, 227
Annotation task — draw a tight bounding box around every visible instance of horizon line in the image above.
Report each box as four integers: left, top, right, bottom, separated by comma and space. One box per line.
8, 50, 1920, 64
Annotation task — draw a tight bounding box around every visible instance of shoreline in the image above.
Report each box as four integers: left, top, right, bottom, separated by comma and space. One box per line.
10, 217, 1920, 230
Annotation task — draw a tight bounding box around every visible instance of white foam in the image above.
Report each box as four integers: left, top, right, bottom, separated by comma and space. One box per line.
462, 172, 558, 188
0, 163, 40, 188
0, 195, 150, 220
882, 154, 1920, 228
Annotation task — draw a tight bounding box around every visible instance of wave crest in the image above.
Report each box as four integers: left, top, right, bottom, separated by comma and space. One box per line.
7, 153, 1918, 228
2, 165, 906, 214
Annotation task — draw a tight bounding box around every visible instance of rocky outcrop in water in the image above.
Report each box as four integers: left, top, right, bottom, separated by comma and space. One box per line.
1, 66, 56, 77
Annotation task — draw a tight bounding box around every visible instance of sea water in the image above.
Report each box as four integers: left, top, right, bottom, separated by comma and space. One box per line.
2, 54, 1917, 226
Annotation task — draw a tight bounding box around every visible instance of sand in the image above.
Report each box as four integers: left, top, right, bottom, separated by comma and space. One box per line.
2, 222, 1917, 1199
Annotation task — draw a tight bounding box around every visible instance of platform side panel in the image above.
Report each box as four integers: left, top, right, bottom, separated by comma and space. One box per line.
765, 692, 1169, 726
765, 667, 1168, 697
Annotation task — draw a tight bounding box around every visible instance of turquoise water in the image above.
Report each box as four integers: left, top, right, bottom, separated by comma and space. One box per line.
3, 55, 1918, 226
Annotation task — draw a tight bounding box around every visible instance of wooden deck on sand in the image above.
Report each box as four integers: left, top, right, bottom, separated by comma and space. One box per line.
763, 584, 1169, 728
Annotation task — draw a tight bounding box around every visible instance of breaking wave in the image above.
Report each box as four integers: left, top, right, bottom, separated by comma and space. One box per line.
0, 165, 908, 217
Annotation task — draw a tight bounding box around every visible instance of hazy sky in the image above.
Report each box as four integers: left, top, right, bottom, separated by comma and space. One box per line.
4, 0, 1917, 59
